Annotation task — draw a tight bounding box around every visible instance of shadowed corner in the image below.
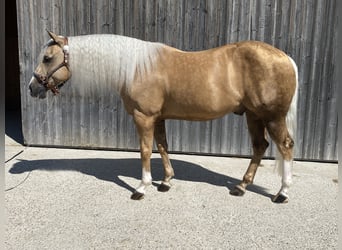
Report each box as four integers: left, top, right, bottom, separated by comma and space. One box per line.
8, 158, 272, 199
5, 110, 24, 145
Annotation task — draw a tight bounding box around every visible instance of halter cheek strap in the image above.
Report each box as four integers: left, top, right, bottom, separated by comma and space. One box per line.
33, 38, 70, 95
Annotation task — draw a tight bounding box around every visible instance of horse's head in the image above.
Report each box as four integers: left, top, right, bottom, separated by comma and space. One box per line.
29, 31, 71, 99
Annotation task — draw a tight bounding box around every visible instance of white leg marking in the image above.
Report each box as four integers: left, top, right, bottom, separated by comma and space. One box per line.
135, 169, 152, 194
279, 160, 293, 197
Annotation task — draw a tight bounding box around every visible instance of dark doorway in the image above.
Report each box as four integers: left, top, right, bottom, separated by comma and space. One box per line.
6, 1, 23, 144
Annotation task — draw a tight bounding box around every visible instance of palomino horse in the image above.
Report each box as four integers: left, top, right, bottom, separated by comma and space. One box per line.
29, 31, 298, 203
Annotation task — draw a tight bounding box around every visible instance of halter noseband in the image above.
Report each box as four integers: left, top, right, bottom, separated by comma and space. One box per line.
33, 37, 70, 95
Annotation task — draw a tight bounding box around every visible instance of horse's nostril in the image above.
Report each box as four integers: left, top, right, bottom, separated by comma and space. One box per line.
29, 85, 33, 93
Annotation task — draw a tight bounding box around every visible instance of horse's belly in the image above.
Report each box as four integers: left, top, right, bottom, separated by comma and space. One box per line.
161, 95, 239, 121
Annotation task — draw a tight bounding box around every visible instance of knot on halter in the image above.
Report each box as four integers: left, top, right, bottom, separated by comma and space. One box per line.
63, 45, 69, 52
63, 45, 69, 64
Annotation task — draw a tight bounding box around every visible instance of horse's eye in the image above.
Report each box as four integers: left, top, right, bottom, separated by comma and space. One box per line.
43, 55, 52, 63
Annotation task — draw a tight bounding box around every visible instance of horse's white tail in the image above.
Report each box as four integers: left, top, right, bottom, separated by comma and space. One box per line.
275, 56, 298, 175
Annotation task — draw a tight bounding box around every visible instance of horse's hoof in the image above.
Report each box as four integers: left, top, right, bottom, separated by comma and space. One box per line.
158, 183, 171, 192
230, 185, 246, 196
272, 193, 289, 203
131, 192, 145, 200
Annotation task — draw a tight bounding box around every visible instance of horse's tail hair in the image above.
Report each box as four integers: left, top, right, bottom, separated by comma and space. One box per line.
275, 56, 298, 175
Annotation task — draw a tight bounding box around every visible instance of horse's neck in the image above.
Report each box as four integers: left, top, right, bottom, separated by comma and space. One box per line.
68, 35, 163, 94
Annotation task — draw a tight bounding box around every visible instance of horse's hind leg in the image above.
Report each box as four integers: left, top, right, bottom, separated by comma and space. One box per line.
230, 112, 269, 196
266, 118, 294, 203
154, 120, 174, 192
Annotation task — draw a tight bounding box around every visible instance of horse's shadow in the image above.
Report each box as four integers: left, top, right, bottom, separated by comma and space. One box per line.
8, 157, 273, 199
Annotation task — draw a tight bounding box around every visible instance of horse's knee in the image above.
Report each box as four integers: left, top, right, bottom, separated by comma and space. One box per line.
157, 143, 167, 154
140, 147, 152, 160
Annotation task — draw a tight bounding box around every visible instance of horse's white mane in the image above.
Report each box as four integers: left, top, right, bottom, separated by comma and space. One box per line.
68, 34, 164, 94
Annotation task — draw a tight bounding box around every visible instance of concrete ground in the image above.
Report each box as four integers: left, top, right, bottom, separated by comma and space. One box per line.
5, 125, 338, 249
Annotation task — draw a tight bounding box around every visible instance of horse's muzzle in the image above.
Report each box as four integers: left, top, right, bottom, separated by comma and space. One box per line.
28, 77, 47, 99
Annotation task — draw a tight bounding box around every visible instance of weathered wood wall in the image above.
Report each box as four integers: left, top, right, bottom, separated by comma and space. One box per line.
17, 0, 338, 161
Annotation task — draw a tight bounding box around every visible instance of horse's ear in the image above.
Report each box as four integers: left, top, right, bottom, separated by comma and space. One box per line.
46, 30, 66, 47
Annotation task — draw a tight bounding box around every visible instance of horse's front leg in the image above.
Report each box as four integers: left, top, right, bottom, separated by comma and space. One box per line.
154, 120, 174, 192
131, 110, 155, 200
